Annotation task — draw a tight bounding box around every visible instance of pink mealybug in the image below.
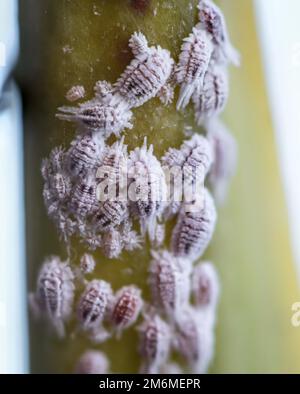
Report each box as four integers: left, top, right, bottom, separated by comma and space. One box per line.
29, 256, 75, 338
138, 313, 171, 374
193, 64, 229, 125
77, 279, 113, 343
110, 285, 143, 336
206, 118, 237, 204
148, 250, 192, 319
175, 27, 213, 110
170, 189, 217, 262
198, 0, 240, 65
114, 32, 174, 108
75, 350, 110, 374
128, 138, 167, 241
69, 174, 99, 219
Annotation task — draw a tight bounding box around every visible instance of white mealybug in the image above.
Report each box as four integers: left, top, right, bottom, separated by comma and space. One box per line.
75, 350, 110, 374
128, 138, 167, 241
77, 279, 113, 343
110, 285, 143, 336
176, 27, 213, 110
29, 256, 75, 338
173, 307, 215, 374
138, 313, 171, 374
114, 32, 174, 108
121, 220, 143, 252
95, 199, 129, 232
198, 0, 240, 65
80, 253, 96, 275
66, 85, 86, 102
148, 250, 192, 319
162, 134, 213, 218
102, 229, 123, 259
192, 261, 219, 327
57, 80, 133, 139
69, 174, 99, 218
193, 64, 229, 125
206, 119, 237, 204
152, 223, 165, 248
171, 189, 217, 262
67, 132, 105, 178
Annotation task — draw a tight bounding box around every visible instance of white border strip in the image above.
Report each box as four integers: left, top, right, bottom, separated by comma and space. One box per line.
254, 0, 300, 284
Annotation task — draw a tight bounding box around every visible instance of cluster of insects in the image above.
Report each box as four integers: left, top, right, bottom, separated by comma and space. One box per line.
30, 0, 239, 375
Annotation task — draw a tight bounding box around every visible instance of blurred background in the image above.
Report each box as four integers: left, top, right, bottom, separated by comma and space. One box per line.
1, 0, 300, 373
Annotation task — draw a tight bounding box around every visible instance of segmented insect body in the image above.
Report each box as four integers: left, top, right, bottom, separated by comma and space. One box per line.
114, 32, 174, 108
57, 82, 133, 139
75, 350, 110, 374
77, 280, 113, 343
138, 314, 171, 374
67, 132, 105, 178
162, 135, 213, 218
80, 253, 96, 275
171, 189, 217, 262
192, 262, 219, 326
111, 285, 143, 335
198, 0, 240, 65
128, 139, 167, 240
102, 229, 123, 259
176, 27, 213, 110
174, 307, 214, 373
66, 85, 86, 102
206, 119, 237, 204
96, 199, 129, 231
193, 65, 229, 125
149, 250, 192, 319
69, 175, 99, 218
29, 256, 75, 338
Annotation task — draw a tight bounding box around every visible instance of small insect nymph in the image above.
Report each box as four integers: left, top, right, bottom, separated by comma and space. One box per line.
66, 85, 86, 102
128, 138, 167, 241
138, 313, 171, 374
114, 32, 174, 108
193, 64, 229, 125
110, 285, 143, 336
176, 27, 213, 110
29, 256, 75, 338
57, 80, 133, 139
198, 0, 240, 65
80, 253, 96, 275
75, 350, 110, 374
206, 118, 237, 204
77, 279, 113, 343
149, 250, 192, 319
67, 132, 105, 178
171, 189, 217, 262
101, 229, 123, 259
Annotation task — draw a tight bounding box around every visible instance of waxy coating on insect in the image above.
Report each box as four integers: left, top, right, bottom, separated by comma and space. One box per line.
206, 118, 237, 204
149, 250, 192, 319
128, 138, 167, 241
138, 313, 171, 374
114, 32, 174, 108
66, 85, 86, 102
110, 285, 143, 336
171, 188, 217, 262
176, 27, 213, 110
193, 64, 229, 125
29, 256, 75, 338
77, 279, 113, 343
198, 0, 240, 66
